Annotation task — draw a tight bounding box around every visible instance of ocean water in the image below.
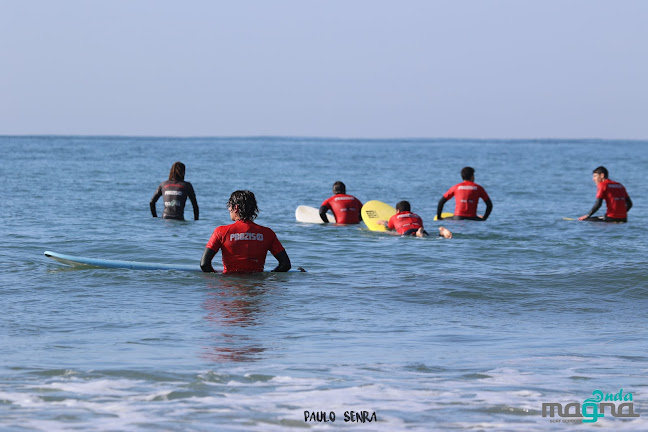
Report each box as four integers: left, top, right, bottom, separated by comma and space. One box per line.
1, 135, 647, 431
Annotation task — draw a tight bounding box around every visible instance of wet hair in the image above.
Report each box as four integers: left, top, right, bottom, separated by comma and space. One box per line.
227, 190, 259, 220
168, 161, 186, 181
396, 201, 411, 212
333, 181, 346, 194
461, 167, 475, 181
593, 166, 609, 179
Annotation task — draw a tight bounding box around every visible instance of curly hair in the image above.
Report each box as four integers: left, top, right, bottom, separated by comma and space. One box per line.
227, 190, 259, 220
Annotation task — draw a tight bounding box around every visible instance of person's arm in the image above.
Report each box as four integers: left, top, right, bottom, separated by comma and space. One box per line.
150, 186, 162, 217
626, 196, 633, 212
271, 250, 291, 272
377, 220, 390, 229
481, 198, 493, 220
578, 198, 603, 220
357, 200, 363, 224
319, 205, 330, 223
437, 197, 448, 220
189, 188, 199, 220
200, 247, 217, 272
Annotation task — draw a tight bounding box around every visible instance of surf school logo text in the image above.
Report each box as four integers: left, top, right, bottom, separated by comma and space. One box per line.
542, 389, 639, 423
229, 233, 264, 241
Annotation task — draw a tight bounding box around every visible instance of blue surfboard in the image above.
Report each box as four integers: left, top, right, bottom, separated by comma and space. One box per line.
44, 251, 306, 272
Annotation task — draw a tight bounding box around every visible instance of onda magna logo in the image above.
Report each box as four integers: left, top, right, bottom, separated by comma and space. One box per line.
542, 389, 639, 423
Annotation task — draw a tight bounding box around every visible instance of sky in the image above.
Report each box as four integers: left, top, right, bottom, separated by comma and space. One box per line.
1, 0, 647, 139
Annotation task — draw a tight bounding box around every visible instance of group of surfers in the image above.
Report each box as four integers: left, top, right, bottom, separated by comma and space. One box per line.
150, 162, 632, 274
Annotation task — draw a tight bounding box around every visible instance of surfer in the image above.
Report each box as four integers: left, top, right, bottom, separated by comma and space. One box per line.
377, 201, 452, 238
578, 166, 632, 222
437, 167, 492, 221
320, 181, 363, 224
150, 161, 199, 221
200, 190, 291, 273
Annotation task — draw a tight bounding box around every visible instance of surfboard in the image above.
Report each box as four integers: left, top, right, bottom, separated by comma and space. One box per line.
361, 201, 396, 231
295, 205, 336, 223
44, 251, 306, 272
562, 217, 576, 221
433, 213, 454, 221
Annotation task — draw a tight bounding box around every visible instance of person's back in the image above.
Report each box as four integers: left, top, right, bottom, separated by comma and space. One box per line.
153, 180, 197, 220
388, 204, 425, 236
320, 181, 363, 224
438, 167, 492, 221
598, 179, 629, 219
206, 219, 283, 273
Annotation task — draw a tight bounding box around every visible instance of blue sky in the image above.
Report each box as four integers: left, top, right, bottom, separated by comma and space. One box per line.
1, 0, 646, 139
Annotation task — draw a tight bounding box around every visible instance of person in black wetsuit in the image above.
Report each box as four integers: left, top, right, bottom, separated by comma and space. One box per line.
150, 161, 199, 221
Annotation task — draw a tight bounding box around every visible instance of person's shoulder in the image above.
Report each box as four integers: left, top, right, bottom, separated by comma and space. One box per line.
251, 221, 278, 236
212, 223, 228, 232
243, 219, 269, 229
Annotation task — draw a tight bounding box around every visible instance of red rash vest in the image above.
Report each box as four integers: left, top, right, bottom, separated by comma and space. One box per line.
388, 211, 424, 235
443, 181, 490, 217
596, 179, 629, 219
321, 194, 363, 224
206, 220, 285, 273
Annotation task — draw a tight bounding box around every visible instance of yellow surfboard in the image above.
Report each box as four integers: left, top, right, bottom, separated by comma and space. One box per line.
433, 213, 454, 221
361, 200, 396, 231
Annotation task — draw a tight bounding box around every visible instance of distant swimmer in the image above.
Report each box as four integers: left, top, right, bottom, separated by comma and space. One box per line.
578, 166, 632, 222
320, 181, 363, 224
200, 190, 291, 273
437, 167, 492, 221
378, 201, 452, 238
150, 161, 199, 221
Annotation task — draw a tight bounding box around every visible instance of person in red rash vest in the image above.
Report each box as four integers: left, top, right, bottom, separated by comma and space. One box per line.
319, 181, 363, 224
200, 190, 291, 273
437, 166, 492, 221
378, 201, 452, 238
578, 166, 632, 222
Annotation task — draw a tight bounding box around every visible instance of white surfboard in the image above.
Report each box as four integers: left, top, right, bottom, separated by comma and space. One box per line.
44, 251, 306, 272
295, 205, 336, 223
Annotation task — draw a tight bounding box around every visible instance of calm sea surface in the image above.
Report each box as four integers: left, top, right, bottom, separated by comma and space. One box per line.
1, 136, 647, 431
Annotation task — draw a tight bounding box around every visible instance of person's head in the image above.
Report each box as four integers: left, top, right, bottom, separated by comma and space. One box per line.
592, 166, 608, 185
395, 201, 411, 212
461, 167, 475, 181
333, 181, 346, 194
227, 190, 259, 221
168, 161, 186, 181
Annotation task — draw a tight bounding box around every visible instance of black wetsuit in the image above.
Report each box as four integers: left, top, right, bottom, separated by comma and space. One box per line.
150, 180, 199, 220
